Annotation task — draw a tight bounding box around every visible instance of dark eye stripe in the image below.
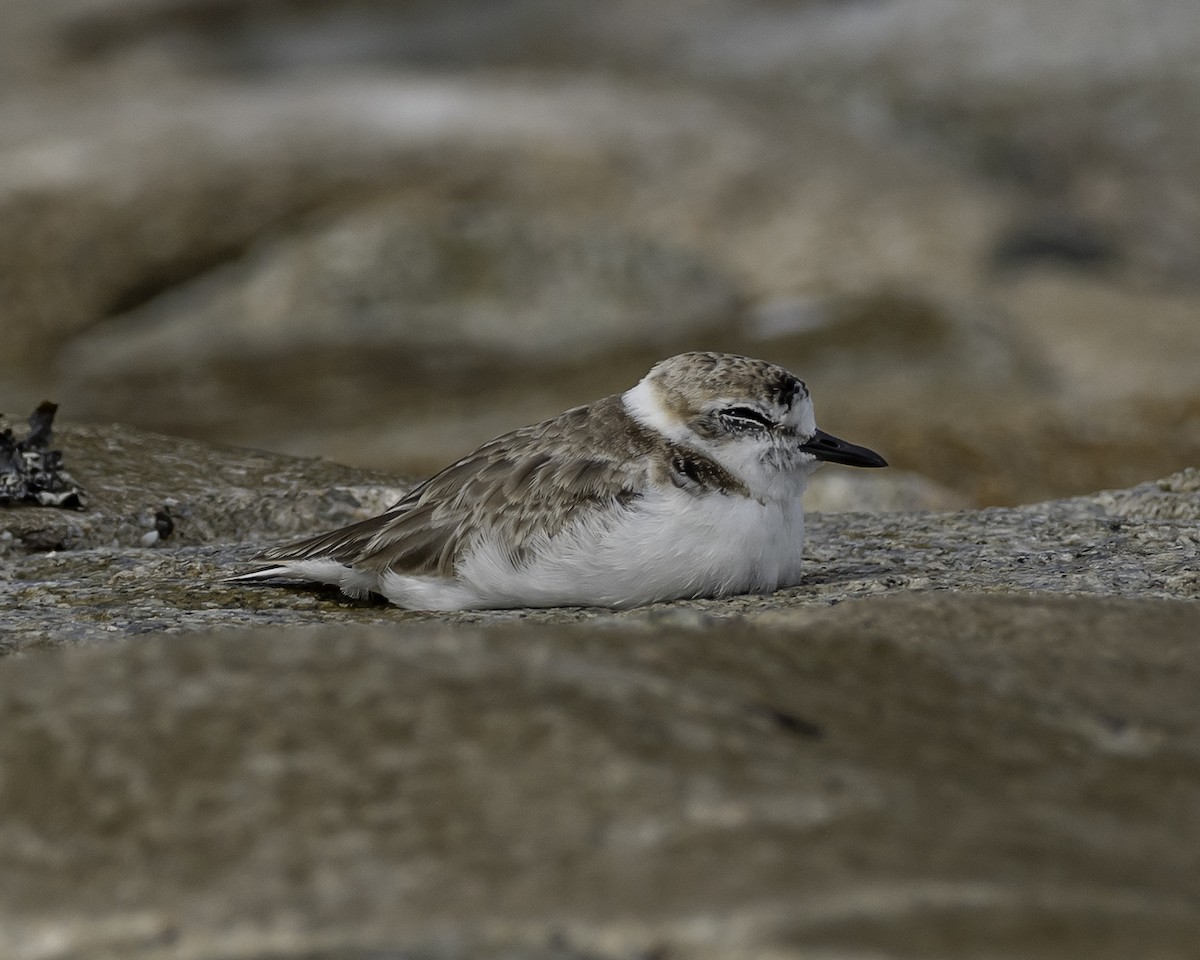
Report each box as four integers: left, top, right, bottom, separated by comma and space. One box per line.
720, 406, 773, 429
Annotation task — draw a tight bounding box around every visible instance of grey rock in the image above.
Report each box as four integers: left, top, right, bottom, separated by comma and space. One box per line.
0, 74, 746, 371
0, 595, 1198, 958
3, 2, 1200, 947
58, 202, 740, 399
0, 422, 1198, 958
0, 423, 1196, 653
0, 420, 408, 556
1071, 467, 1200, 522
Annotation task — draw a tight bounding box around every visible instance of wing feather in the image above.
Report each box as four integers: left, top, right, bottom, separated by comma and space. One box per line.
252, 394, 750, 584
256, 396, 662, 579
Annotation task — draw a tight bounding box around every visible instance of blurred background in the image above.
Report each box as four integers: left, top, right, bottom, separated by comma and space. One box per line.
2, 0, 1198, 508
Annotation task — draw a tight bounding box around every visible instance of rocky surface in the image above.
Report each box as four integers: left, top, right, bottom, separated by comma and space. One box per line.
3, 2, 1200, 955
2, 419, 1194, 650
0, 420, 1198, 958
1, 596, 1199, 960
5, 466, 1200, 654
0, 420, 407, 555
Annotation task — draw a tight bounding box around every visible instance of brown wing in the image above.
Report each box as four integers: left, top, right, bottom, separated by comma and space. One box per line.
256, 396, 661, 578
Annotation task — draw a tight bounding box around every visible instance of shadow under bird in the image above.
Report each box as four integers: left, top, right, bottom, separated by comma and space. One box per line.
230, 351, 886, 610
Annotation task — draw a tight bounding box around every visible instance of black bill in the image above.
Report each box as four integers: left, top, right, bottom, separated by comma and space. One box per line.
799, 428, 888, 468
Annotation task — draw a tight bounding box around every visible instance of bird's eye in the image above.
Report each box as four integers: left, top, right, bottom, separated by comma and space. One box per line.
719, 406, 773, 430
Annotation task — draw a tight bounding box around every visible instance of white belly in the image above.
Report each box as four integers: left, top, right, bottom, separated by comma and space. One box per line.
380, 488, 808, 610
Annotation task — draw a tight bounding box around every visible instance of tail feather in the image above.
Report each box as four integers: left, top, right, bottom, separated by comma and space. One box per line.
229, 498, 418, 596
223, 564, 303, 584
223, 557, 367, 593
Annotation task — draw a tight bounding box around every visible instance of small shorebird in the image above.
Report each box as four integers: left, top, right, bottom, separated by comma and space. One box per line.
231, 352, 886, 609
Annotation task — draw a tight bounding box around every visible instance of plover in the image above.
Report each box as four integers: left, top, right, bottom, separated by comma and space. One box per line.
231, 352, 886, 610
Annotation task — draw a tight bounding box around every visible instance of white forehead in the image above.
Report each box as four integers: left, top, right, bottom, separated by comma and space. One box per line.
789, 391, 816, 435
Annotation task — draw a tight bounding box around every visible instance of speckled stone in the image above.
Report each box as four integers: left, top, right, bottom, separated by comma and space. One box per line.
1, 423, 1198, 959
1, 595, 1199, 959
1, 426, 1198, 651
